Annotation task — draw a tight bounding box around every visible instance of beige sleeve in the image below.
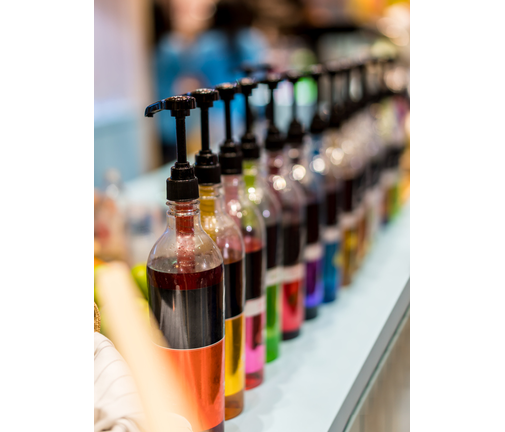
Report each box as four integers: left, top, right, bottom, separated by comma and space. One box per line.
94, 332, 145, 432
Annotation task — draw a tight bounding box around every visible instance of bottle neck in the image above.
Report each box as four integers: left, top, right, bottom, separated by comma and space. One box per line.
266, 149, 285, 176
199, 184, 226, 217
221, 174, 245, 203
166, 200, 201, 235
243, 159, 260, 190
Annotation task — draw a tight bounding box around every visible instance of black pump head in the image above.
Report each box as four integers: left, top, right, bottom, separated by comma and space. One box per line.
191, 89, 221, 185
216, 82, 243, 175
238, 77, 260, 159
216, 82, 239, 102
262, 73, 285, 151
191, 88, 219, 109
309, 64, 327, 135
240, 62, 272, 77
239, 77, 258, 97
324, 60, 345, 128
145, 95, 199, 201
286, 70, 305, 145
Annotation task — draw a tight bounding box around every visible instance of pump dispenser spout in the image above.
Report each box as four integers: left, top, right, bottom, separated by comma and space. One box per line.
308, 64, 327, 135
216, 82, 243, 175
262, 73, 284, 151
238, 77, 260, 159
191, 89, 221, 185
144, 96, 198, 201
285, 70, 305, 145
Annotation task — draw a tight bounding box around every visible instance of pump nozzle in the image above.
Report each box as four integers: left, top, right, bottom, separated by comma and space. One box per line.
308, 64, 327, 135
216, 82, 243, 175
325, 60, 347, 128
144, 96, 199, 201
261, 73, 284, 151
285, 70, 305, 145
238, 77, 260, 159
240, 63, 272, 77
356, 56, 371, 109
191, 89, 221, 185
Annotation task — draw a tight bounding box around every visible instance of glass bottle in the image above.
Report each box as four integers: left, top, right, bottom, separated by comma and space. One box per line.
144, 96, 225, 432
217, 83, 267, 390
192, 88, 246, 420
263, 73, 306, 340
285, 70, 323, 320
239, 77, 283, 363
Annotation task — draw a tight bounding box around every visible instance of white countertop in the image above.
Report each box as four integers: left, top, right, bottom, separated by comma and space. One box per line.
226, 204, 410, 432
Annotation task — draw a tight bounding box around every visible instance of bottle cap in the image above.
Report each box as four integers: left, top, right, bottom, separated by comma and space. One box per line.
216, 82, 243, 174
238, 77, 260, 159
191, 89, 221, 185
145, 96, 199, 201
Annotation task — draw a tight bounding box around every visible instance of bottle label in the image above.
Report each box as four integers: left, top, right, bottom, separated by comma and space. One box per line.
244, 295, 265, 317
304, 243, 323, 262
266, 267, 282, 286
323, 226, 341, 243
381, 168, 398, 188
340, 212, 357, 230
283, 263, 305, 283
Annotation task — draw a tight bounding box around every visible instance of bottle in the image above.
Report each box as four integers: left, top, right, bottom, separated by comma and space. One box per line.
329, 61, 361, 288
216, 82, 267, 390
285, 70, 323, 320
354, 59, 372, 268
378, 57, 402, 225
144, 96, 225, 432
191, 89, 246, 420
309, 65, 342, 304
239, 77, 283, 363
262, 73, 306, 340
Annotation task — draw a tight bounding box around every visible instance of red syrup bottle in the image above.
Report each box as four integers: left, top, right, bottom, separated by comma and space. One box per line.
144, 96, 225, 432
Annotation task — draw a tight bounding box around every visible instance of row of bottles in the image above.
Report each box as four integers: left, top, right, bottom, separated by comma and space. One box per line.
143, 56, 409, 432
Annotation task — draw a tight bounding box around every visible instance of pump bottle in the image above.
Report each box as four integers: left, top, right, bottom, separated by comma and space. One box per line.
192, 89, 246, 420
239, 77, 283, 362
144, 96, 225, 432
262, 73, 306, 339
307, 65, 342, 303
216, 82, 267, 390
285, 70, 324, 320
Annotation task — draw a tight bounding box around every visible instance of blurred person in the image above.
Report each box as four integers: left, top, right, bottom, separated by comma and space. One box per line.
153, 0, 268, 163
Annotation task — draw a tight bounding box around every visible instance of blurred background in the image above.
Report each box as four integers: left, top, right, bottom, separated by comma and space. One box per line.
94, 0, 410, 186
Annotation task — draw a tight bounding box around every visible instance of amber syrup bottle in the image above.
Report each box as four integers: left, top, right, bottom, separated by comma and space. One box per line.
285, 70, 323, 320
262, 73, 306, 339
192, 89, 246, 420
144, 96, 225, 432
354, 59, 372, 269
239, 76, 283, 363
337, 63, 361, 287
216, 83, 267, 390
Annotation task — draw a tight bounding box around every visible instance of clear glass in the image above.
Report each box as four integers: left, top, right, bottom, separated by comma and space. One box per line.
286, 136, 325, 320
243, 159, 283, 363
147, 200, 225, 432
265, 149, 306, 340
199, 184, 246, 420
222, 174, 266, 390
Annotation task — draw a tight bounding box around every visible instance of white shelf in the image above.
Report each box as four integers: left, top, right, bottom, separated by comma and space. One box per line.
226, 204, 410, 432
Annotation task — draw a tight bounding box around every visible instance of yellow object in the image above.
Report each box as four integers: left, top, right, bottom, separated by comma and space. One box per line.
94, 302, 101, 333
224, 314, 245, 397
131, 262, 149, 300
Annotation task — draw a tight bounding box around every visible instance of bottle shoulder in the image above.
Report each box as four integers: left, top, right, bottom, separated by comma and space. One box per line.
147, 226, 224, 273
